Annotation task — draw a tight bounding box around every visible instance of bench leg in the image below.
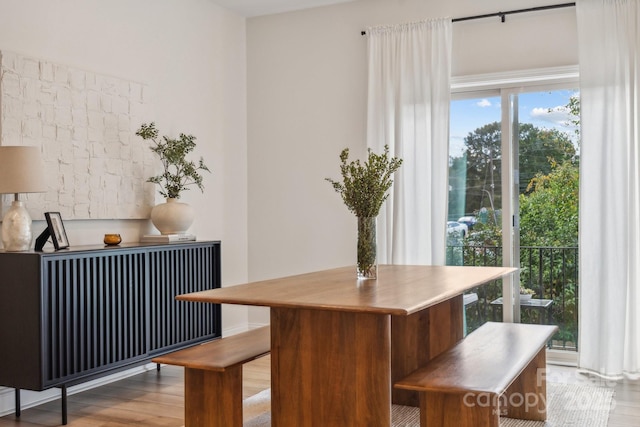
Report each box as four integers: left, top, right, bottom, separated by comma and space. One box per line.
502, 347, 548, 421
184, 366, 242, 427
420, 391, 499, 427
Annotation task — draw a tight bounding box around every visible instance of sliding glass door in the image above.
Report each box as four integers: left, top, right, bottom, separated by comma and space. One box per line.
510, 88, 579, 353
448, 81, 579, 355
448, 92, 505, 333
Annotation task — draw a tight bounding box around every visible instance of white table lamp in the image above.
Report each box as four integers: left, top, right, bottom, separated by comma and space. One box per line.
0, 146, 48, 251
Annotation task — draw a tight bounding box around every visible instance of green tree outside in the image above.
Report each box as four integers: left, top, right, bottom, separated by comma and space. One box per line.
449, 121, 577, 219
520, 160, 579, 247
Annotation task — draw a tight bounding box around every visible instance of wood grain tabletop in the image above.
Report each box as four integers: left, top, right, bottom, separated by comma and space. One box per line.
177, 264, 516, 315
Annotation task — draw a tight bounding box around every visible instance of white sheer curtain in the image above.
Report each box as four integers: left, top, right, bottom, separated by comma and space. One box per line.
577, 0, 640, 378
366, 19, 452, 266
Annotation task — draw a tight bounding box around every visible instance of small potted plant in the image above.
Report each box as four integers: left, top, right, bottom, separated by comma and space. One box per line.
519, 286, 535, 301
326, 145, 402, 279
136, 122, 210, 235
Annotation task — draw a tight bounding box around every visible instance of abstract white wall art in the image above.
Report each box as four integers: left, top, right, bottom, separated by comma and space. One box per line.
0, 50, 156, 220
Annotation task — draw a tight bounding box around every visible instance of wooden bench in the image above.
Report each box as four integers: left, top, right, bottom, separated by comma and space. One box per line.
395, 322, 558, 427
152, 325, 270, 427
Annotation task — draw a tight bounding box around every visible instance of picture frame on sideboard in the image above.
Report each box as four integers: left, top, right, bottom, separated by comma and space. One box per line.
44, 212, 69, 250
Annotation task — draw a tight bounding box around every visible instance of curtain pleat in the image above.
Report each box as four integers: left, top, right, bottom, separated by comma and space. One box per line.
366, 19, 452, 265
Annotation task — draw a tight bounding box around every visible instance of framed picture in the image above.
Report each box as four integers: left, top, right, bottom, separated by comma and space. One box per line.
45, 212, 69, 250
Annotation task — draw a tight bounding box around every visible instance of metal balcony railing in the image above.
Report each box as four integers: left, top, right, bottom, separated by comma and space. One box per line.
448, 244, 579, 351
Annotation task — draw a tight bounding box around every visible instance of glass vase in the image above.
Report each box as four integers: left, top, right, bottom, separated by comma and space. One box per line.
357, 216, 377, 279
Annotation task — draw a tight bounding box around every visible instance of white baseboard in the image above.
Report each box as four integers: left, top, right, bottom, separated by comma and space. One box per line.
222, 322, 269, 337
222, 324, 249, 337
547, 348, 578, 367
248, 322, 269, 331
0, 363, 157, 418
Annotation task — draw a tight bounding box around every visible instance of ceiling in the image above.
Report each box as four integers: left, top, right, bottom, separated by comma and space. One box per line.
210, 0, 357, 17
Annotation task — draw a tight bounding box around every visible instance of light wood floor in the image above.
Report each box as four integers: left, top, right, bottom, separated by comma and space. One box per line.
0, 356, 637, 426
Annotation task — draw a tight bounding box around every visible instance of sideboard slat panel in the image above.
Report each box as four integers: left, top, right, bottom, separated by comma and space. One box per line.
0, 241, 221, 391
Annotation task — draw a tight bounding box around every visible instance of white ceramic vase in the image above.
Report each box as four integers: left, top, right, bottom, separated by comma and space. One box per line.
150, 198, 194, 235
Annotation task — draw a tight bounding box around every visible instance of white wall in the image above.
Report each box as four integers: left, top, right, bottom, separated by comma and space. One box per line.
0, 0, 249, 414
246, 0, 578, 323
0, 0, 249, 325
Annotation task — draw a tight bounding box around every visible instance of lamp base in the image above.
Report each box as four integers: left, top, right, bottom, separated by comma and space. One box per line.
1, 200, 33, 251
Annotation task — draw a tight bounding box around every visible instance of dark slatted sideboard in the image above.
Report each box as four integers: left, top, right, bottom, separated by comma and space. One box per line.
0, 240, 221, 423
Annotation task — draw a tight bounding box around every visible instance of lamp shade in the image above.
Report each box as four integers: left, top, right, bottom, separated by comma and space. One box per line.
0, 146, 48, 194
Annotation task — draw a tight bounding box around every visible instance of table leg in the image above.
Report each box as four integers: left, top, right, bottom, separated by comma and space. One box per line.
270, 307, 391, 427
391, 295, 464, 406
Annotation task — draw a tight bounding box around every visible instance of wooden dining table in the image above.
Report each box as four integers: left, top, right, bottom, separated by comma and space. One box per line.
178, 264, 516, 426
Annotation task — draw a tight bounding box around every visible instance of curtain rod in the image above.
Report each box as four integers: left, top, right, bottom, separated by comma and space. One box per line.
360, 2, 576, 35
